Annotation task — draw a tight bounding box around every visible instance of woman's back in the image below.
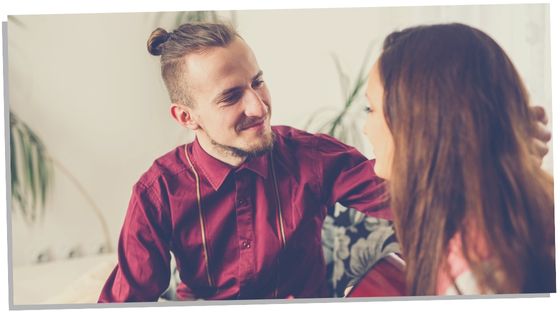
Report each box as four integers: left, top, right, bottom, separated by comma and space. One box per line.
365, 23, 555, 295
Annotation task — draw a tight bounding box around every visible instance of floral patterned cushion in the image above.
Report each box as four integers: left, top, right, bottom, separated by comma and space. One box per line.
322, 203, 400, 297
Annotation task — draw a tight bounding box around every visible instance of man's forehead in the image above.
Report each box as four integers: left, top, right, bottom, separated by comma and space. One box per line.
184, 40, 260, 93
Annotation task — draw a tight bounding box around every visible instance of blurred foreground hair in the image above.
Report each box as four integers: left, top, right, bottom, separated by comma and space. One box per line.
379, 23, 555, 295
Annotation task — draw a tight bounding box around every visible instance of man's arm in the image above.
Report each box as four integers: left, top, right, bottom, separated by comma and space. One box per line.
316, 133, 392, 220
98, 183, 172, 302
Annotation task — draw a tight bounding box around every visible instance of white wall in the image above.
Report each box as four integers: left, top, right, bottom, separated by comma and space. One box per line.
7, 4, 552, 266
238, 5, 552, 159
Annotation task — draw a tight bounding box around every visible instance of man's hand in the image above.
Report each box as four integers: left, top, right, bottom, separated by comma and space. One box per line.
529, 105, 552, 166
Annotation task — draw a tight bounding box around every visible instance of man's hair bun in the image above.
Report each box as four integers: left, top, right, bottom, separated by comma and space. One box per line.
147, 27, 171, 56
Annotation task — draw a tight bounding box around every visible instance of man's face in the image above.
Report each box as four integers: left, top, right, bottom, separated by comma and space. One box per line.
183, 37, 273, 158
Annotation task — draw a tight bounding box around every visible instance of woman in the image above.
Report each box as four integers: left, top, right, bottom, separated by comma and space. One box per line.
363, 23, 555, 295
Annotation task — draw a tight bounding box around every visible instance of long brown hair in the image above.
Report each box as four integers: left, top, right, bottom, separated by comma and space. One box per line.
378, 23, 555, 295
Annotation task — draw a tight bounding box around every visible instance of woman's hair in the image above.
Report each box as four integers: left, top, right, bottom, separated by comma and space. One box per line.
146, 22, 238, 107
378, 23, 555, 295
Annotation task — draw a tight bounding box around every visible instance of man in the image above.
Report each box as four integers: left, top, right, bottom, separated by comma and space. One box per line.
98, 22, 550, 302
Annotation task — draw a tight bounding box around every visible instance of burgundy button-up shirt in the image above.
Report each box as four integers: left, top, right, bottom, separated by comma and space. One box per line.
99, 126, 391, 302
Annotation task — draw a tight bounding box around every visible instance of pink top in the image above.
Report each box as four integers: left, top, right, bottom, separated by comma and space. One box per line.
436, 232, 489, 295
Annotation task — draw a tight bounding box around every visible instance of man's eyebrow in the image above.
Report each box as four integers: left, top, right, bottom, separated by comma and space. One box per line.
213, 70, 264, 104
252, 70, 263, 81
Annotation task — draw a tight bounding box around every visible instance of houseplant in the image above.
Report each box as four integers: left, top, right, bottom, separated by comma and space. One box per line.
305, 46, 399, 297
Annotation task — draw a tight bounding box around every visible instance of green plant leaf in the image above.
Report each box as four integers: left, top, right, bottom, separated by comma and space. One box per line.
9, 118, 19, 198
331, 53, 350, 103
22, 127, 38, 210
321, 42, 376, 140
10, 112, 53, 224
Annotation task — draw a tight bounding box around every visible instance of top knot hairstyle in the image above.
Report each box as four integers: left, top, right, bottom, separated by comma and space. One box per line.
146, 22, 239, 107
146, 27, 171, 56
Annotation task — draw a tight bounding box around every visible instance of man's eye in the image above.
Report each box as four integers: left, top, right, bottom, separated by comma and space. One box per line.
252, 79, 265, 89
221, 93, 242, 105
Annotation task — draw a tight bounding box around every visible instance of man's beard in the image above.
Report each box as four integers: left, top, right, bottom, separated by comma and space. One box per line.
207, 107, 275, 159
210, 131, 275, 159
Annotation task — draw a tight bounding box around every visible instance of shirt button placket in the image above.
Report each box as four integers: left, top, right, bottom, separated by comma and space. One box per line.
235, 171, 256, 296
242, 239, 252, 248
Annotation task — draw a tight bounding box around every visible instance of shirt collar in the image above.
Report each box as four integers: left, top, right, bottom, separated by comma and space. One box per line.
190, 137, 270, 191
237, 150, 269, 180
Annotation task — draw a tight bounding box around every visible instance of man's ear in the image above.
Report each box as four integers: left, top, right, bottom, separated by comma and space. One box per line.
170, 104, 200, 130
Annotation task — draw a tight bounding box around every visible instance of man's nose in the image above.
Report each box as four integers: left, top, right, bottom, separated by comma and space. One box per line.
243, 89, 267, 117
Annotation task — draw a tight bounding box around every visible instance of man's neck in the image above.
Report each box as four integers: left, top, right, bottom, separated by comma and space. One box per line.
196, 134, 247, 167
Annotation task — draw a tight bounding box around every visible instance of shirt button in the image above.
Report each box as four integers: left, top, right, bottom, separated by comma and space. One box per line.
238, 199, 247, 206
241, 240, 251, 249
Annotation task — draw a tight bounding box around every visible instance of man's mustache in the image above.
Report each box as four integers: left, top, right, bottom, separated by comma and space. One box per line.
236, 116, 267, 132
